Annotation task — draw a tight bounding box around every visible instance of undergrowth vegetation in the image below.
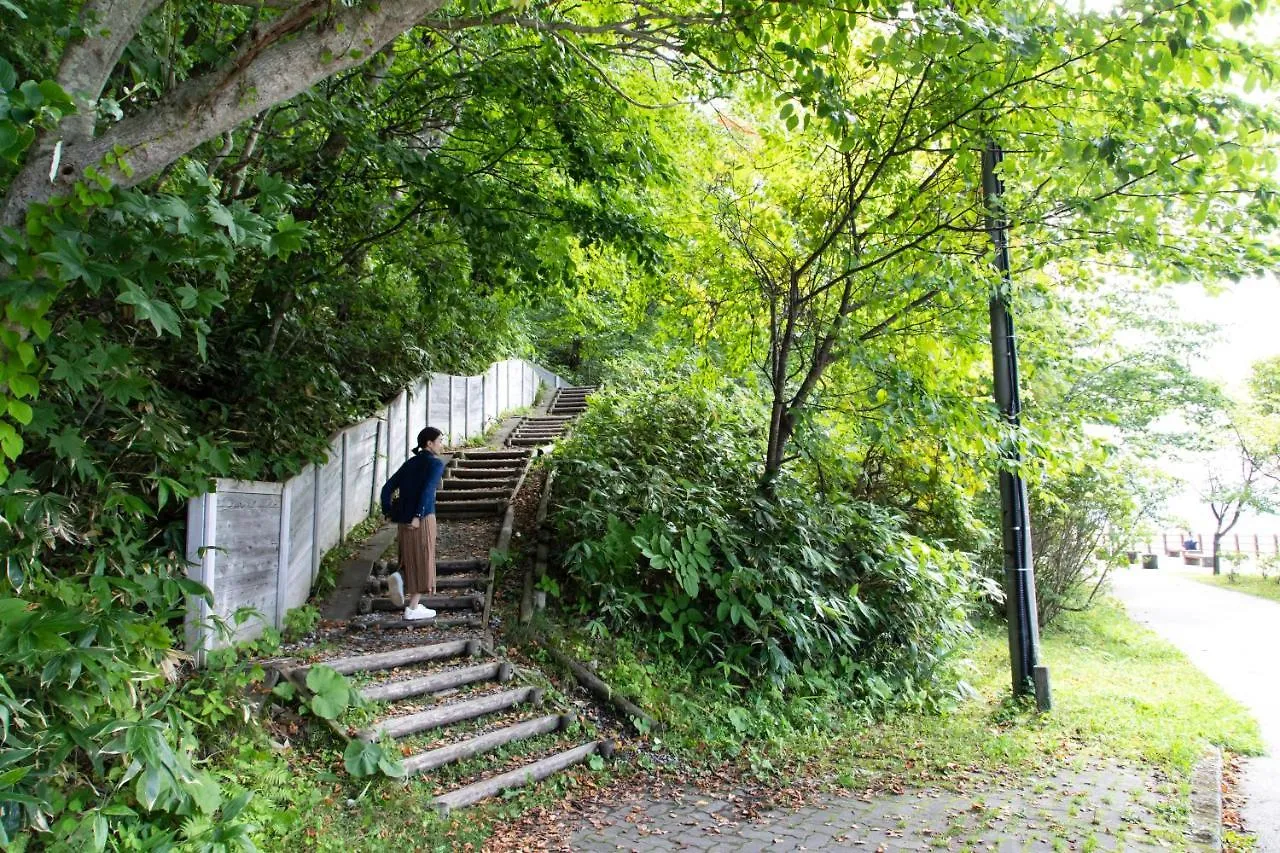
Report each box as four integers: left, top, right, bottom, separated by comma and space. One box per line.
549, 365, 985, 715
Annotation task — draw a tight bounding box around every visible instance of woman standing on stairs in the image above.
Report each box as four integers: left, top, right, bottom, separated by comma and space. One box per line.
380, 427, 446, 621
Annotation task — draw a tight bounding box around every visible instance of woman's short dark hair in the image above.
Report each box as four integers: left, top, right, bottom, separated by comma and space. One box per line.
414, 427, 443, 453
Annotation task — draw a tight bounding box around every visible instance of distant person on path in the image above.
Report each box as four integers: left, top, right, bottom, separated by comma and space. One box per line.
381, 427, 446, 621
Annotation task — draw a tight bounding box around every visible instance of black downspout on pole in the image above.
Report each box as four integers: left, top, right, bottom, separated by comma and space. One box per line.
981, 141, 1051, 711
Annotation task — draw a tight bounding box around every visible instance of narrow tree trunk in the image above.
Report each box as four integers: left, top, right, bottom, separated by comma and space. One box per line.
763, 402, 791, 487
1212, 532, 1223, 576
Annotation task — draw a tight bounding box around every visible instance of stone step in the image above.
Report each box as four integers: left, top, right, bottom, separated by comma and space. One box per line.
359, 662, 511, 703
357, 687, 542, 742
512, 426, 566, 434
432, 739, 611, 815
307, 639, 478, 676
549, 404, 587, 413
437, 488, 512, 501
458, 450, 529, 461
403, 713, 569, 777
373, 593, 483, 612
506, 436, 555, 447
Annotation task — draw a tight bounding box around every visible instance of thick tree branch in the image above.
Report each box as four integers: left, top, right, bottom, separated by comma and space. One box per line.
1, 0, 450, 228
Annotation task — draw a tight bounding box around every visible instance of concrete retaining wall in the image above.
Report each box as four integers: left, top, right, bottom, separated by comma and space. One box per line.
184, 358, 565, 661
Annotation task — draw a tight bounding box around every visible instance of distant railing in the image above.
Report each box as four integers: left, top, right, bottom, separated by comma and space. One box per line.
183, 359, 566, 661
1151, 531, 1280, 557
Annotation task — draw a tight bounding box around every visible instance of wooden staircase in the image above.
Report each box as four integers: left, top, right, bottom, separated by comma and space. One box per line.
281, 639, 613, 814
280, 387, 610, 813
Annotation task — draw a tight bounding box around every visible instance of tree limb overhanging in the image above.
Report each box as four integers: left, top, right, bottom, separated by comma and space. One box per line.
2, 0, 454, 228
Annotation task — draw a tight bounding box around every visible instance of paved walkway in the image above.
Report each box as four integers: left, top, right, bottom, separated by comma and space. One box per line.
1110, 565, 1280, 850
568, 761, 1185, 851
556, 567, 1270, 852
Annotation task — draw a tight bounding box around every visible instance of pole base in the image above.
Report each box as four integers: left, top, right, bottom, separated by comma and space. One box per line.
1033, 664, 1052, 712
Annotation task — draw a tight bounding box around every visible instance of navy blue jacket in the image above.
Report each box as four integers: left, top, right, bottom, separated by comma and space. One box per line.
380, 450, 445, 522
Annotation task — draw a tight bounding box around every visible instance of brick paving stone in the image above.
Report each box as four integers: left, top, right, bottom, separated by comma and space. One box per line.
567, 760, 1192, 851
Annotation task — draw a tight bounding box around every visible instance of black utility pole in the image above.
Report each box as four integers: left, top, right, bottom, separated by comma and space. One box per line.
981, 141, 1051, 711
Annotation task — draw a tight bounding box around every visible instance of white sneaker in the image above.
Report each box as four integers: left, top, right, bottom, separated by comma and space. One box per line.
404, 604, 436, 621
386, 571, 405, 607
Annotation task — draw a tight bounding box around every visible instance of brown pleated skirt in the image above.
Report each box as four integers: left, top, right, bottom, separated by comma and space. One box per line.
397, 514, 437, 595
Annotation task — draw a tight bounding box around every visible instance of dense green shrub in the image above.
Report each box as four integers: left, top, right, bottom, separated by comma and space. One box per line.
550, 369, 981, 711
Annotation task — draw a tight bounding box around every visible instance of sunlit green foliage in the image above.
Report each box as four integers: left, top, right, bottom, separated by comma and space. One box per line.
551, 360, 983, 709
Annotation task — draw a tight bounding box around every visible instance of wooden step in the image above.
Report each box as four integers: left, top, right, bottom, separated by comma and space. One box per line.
452, 458, 525, 469
381, 614, 483, 630
450, 467, 521, 479
357, 687, 542, 742
308, 639, 478, 676
435, 509, 503, 520
436, 498, 505, 511
441, 477, 513, 490
432, 739, 612, 815
458, 450, 530, 460
436, 492, 507, 504
436, 488, 512, 501
436, 574, 488, 590
359, 662, 510, 703
437, 558, 488, 574
403, 712, 569, 777
507, 437, 555, 447
373, 593, 483, 612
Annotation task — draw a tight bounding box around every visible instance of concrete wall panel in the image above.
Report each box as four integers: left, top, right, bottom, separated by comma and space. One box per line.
211, 481, 282, 644
428, 374, 451, 438
316, 436, 343, 556
466, 375, 484, 441
344, 418, 379, 536
283, 466, 315, 614
386, 392, 407, 483
407, 379, 428, 456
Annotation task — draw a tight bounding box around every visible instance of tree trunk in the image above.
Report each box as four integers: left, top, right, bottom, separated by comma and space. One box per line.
1212, 532, 1223, 576
763, 400, 792, 487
